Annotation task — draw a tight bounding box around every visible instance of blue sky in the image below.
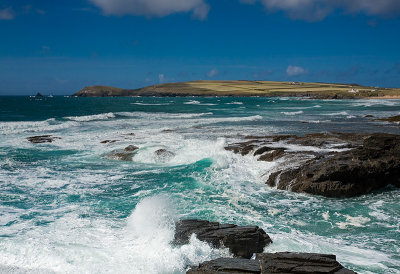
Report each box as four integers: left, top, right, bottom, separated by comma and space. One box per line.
1, 0, 400, 95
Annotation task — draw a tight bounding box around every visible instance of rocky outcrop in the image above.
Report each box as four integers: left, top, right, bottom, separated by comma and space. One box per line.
174, 219, 272, 259
100, 140, 118, 144
187, 253, 356, 273
375, 115, 400, 123
187, 258, 261, 274
154, 149, 175, 162
226, 133, 400, 197
27, 135, 60, 143
256, 252, 356, 273
105, 145, 139, 161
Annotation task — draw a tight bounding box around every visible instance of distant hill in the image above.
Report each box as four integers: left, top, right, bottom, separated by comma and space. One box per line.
73, 81, 400, 99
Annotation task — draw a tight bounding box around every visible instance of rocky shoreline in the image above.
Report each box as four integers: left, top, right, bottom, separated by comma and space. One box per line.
225, 132, 400, 197
174, 219, 356, 273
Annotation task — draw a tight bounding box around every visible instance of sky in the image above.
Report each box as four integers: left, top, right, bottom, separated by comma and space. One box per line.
1, 0, 400, 95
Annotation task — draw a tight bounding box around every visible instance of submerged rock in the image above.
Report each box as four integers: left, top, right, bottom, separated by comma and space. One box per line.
154, 149, 175, 162
100, 140, 118, 144
174, 219, 272, 259
27, 135, 60, 144
187, 253, 356, 274
375, 115, 400, 123
105, 145, 139, 161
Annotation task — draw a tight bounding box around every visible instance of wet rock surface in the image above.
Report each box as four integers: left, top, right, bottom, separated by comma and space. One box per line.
105, 145, 139, 161
100, 140, 118, 144
187, 253, 356, 274
256, 252, 356, 274
174, 219, 272, 259
225, 132, 400, 197
154, 148, 175, 162
27, 135, 61, 143
187, 258, 261, 274
375, 115, 400, 123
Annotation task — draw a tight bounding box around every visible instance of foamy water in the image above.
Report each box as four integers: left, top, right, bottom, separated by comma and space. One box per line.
0, 96, 400, 273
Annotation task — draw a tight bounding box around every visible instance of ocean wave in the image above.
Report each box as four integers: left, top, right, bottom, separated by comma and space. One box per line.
281, 111, 304, 116
131, 102, 171, 106
65, 112, 116, 122
184, 100, 217, 106
0, 119, 78, 135
116, 111, 213, 119
225, 102, 243, 105
325, 111, 349, 116
184, 100, 201, 105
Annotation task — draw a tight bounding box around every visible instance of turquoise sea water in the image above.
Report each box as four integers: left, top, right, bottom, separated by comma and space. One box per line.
0, 96, 400, 273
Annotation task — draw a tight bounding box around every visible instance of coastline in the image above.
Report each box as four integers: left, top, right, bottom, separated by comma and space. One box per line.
72, 80, 400, 99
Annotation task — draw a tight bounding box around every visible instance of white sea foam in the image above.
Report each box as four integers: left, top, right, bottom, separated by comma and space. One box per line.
183, 100, 216, 106
184, 100, 201, 105
225, 102, 243, 105
325, 111, 349, 116
0, 195, 230, 274
337, 215, 371, 229
131, 102, 171, 106
65, 112, 115, 122
281, 111, 304, 116
0, 119, 79, 135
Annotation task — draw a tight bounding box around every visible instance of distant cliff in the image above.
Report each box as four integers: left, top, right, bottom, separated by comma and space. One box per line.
73, 81, 400, 98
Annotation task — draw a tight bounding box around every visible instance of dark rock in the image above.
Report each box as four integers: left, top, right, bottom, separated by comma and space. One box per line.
226, 132, 400, 197
35, 92, 43, 98
174, 219, 272, 259
258, 148, 286, 162
105, 145, 139, 161
256, 252, 356, 273
154, 149, 175, 161
27, 135, 60, 144
375, 115, 400, 123
187, 258, 261, 274
266, 133, 400, 197
364, 115, 374, 118
186, 253, 356, 274
100, 140, 118, 144
125, 145, 139, 152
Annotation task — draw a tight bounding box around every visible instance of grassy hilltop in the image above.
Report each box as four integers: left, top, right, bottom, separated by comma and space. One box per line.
73, 80, 400, 98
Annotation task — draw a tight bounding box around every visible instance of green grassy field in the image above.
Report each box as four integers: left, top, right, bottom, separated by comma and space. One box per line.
74, 80, 400, 98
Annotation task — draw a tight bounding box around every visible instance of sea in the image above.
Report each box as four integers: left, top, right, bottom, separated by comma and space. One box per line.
0, 96, 399, 274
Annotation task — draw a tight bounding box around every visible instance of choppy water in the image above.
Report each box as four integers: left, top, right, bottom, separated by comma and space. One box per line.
0, 96, 400, 274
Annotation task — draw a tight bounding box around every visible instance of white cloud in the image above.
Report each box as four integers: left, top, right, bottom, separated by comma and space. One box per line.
286, 65, 307, 76
206, 68, 219, 78
89, 0, 210, 20
0, 8, 15, 20
244, 0, 400, 21
158, 74, 165, 82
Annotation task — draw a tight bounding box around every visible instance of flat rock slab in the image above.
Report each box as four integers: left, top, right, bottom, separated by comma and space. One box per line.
256, 252, 356, 274
187, 252, 356, 274
27, 135, 61, 143
187, 258, 261, 274
174, 219, 272, 259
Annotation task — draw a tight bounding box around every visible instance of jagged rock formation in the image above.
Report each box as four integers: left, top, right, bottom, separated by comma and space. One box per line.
174, 219, 272, 259
226, 133, 400, 197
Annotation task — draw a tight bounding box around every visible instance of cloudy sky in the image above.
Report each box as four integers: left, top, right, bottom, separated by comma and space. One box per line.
1, 0, 400, 94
